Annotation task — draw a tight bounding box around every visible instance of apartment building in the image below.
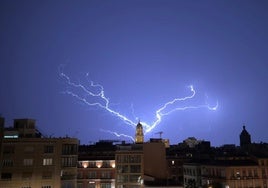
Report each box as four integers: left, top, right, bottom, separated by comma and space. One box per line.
0, 118, 79, 188
77, 140, 117, 188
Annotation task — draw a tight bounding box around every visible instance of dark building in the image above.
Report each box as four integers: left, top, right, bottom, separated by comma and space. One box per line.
0, 117, 79, 188
77, 140, 117, 188
240, 125, 251, 149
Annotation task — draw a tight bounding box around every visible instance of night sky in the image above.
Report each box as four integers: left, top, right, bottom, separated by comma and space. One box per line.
1, 0, 268, 146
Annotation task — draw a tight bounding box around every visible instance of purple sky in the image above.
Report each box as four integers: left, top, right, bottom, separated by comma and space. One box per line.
1, 0, 268, 146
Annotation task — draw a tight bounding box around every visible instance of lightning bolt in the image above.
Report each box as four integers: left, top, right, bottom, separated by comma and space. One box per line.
59, 69, 218, 140
100, 129, 135, 142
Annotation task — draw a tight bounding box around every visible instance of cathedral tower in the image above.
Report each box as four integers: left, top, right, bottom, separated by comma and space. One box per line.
135, 122, 144, 143
240, 125, 251, 148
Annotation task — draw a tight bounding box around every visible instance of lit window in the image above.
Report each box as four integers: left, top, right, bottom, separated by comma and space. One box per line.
2, 159, 13, 167
4, 135, 18, 138
43, 158, 53, 166
23, 159, 33, 166
172, 160, 175, 165
96, 161, 103, 168
81, 161, 89, 168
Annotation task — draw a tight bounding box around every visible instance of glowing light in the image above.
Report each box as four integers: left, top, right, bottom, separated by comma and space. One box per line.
82, 161, 89, 168
96, 160, 102, 168
111, 162, 116, 168
59, 69, 218, 139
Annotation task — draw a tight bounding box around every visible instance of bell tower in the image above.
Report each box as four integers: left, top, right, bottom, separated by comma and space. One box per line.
135, 122, 144, 143
240, 124, 251, 148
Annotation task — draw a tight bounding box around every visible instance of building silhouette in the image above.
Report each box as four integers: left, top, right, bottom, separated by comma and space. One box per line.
0, 117, 79, 188
240, 125, 251, 149
77, 140, 117, 188
1, 116, 268, 188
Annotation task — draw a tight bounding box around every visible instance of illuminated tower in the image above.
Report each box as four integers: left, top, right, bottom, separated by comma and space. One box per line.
135, 122, 144, 143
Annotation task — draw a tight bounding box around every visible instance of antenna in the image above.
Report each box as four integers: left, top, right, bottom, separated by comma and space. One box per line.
155, 131, 163, 139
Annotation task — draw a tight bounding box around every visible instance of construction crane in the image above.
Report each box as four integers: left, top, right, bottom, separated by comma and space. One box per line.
155, 131, 163, 139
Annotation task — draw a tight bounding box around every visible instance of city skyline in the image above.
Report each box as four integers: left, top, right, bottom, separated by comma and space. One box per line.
1, 1, 268, 146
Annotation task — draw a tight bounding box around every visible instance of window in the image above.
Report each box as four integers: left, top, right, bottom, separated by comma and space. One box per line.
3, 145, 15, 154
41, 186, 52, 188
129, 155, 141, 163
43, 158, 53, 166
61, 181, 75, 188
102, 161, 110, 168
101, 183, 111, 188
117, 175, 128, 183
77, 172, 83, 179
89, 161, 96, 168
44, 145, 54, 153
88, 172, 96, 178
4, 135, 18, 138
88, 184, 95, 188
22, 172, 32, 180
129, 175, 140, 183
242, 169, 246, 177
254, 169, 258, 177
23, 159, 33, 166
130, 165, 141, 173
117, 155, 129, 163
262, 168, 266, 178
2, 159, 13, 167
24, 146, 34, 153
1, 173, 12, 180
248, 169, 253, 177
101, 171, 111, 179
117, 165, 128, 173
62, 144, 77, 155
42, 171, 52, 179
62, 157, 77, 167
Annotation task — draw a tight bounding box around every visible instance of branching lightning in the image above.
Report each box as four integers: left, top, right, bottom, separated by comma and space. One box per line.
100, 129, 135, 142
59, 69, 218, 140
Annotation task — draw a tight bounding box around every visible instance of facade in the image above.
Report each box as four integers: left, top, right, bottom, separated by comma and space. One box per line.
1, 116, 267, 188
201, 158, 267, 188
77, 141, 117, 188
183, 158, 268, 188
115, 144, 144, 188
0, 118, 79, 188
115, 140, 169, 188
183, 163, 202, 188
143, 139, 167, 182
